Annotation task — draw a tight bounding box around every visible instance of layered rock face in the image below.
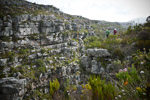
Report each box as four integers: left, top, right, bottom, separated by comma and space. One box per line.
0, 0, 96, 99
0, 77, 26, 100
0, 0, 114, 99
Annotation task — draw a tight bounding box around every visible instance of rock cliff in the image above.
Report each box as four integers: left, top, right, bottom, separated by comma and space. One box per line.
0, 0, 124, 99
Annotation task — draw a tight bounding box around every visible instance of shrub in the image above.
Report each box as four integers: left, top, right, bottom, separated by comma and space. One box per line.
84, 36, 102, 49
49, 79, 60, 97
112, 48, 125, 61
132, 50, 150, 72
121, 37, 134, 46
4, 51, 15, 62
125, 26, 132, 35
116, 65, 140, 84
32, 90, 42, 99
87, 40, 102, 48
41, 48, 47, 54
116, 64, 148, 100
82, 83, 91, 90
144, 22, 150, 27
116, 68, 131, 84
35, 59, 45, 67
137, 29, 150, 51
19, 48, 29, 56
37, 66, 46, 73
137, 40, 150, 52
128, 65, 140, 81
81, 84, 92, 100
88, 76, 117, 100
35, 59, 46, 73
104, 35, 121, 45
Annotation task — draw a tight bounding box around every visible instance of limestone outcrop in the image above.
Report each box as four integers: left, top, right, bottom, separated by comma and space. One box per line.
81, 48, 110, 74
0, 0, 116, 99
0, 77, 26, 100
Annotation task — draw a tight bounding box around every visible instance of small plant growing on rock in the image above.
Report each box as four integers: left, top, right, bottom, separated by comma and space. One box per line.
0, 36, 11, 42
49, 79, 60, 99
35, 59, 46, 73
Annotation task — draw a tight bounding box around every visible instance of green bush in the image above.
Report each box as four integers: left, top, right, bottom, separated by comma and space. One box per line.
35, 59, 45, 67
35, 59, 46, 73
104, 35, 121, 45
128, 65, 140, 81
115, 64, 149, 100
137, 40, 150, 51
41, 48, 47, 54
50, 79, 60, 96
84, 36, 102, 49
19, 49, 29, 56
112, 48, 125, 61
116, 65, 140, 84
37, 66, 46, 73
125, 26, 133, 35
116, 68, 131, 84
136, 29, 150, 51
89, 76, 117, 100
132, 50, 150, 71
87, 40, 102, 48
115, 50, 150, 99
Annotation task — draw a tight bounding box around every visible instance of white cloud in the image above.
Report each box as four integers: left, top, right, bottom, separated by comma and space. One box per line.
27, 0, 150, 22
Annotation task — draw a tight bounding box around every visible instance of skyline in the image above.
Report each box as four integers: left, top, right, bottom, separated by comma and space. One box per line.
27, 0, 150, 22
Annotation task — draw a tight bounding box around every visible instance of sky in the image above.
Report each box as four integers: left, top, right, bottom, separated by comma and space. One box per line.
27, 0, 150, 22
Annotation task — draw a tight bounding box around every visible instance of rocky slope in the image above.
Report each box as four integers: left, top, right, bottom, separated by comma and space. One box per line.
0, 0, 125, 100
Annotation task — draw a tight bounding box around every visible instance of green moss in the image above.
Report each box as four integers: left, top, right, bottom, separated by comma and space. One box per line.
0, 36, 11, 42
0, 51, 15, 61
19, 49, 29, 56
41, 48, 47, 54
72, 38, 79, 42
9, 65, 36, 80
79, 27, 88, 34
34, 59, 46, 72
35, 59, 45, 67
28, 33, 39, 40
37, 66, 46, 73
32, 10, 50, 16
62, 31, 71, 36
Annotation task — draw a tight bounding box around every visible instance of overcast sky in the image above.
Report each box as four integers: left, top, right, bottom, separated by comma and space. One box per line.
27, 0, 150, 22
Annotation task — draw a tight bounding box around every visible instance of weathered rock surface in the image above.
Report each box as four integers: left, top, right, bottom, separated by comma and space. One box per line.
0, 77, 27, 100
0, 0, 115, 99
85, 48, 110, 57
0, 59, 8, 66
81, 48, 110, 74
